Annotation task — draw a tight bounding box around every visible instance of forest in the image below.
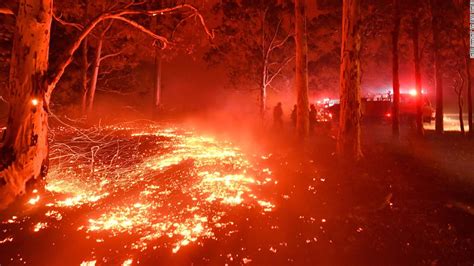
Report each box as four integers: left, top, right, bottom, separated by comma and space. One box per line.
0, 0, 473, 265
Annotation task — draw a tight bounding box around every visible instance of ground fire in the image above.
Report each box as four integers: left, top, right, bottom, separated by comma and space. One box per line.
0, 0, 473, 265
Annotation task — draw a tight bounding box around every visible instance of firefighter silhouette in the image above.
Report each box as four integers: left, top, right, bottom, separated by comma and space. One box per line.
273, 102, 284, 129
309, 104, 317, 133
291, 104, 297, 128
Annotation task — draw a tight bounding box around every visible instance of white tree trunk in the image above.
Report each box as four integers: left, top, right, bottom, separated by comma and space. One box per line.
153, 47, 162, 109
0, 0, 52, 208
86, 36, 103, 115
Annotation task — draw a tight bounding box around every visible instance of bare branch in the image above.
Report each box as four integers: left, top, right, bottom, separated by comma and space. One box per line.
0, 95, 8, 104
269, 33, 294, 52
46, 4, 214, 100
0, 8, 14, 16
265, 56, 294, 87
99, 50, 123, 63
266, 19, 283, 57
97, 88, 137, 95
171, 13, 195, 41
108, 16, 168, 44
53, 13, 84, 31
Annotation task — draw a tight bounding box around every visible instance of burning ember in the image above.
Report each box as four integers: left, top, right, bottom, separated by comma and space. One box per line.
0, 122, 274, 263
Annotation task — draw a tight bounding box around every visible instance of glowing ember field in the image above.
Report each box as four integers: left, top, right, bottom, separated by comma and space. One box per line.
0, 122, 278, 265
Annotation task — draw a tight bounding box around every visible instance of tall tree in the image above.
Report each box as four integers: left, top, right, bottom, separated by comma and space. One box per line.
295, 0, 309, 137
411, 14, 424, 136
0, 0, 52, 206
430, 0, 443, 134
454, 0, 473, 135
204, 0, 294, 117
392, 0, 401, 137
86, 18, 117, 115
337, 0, 362, 159
454, 69, 465, 134
81, 0, 90, 114
151, 16, 163, 112
0, 1, 212, 209
450, 0, 468, 134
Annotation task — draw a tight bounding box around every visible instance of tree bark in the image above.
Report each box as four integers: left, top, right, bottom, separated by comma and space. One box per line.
455, 0, 471, 135
337, 0, 362, 159
81, 0, 90, 115
466, 53, 473, 135
151, 14, 162, 112
0, 0, 52, 208
81, 39, 89, 115
456, 70, 465, 134
431, 0, 444, 134
260, 80, 267, 117
412, 16, 424, 136
153, 46, 162, 109
86, 35, 103, 115
459, 99, 465, 134
391, 0, 401, 137
295, 0, 309, 138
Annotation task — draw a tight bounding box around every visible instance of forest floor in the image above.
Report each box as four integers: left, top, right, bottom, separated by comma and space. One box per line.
0, 119, 473, 265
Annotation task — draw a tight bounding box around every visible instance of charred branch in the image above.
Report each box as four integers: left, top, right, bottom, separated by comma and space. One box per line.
46, 4, 214, 100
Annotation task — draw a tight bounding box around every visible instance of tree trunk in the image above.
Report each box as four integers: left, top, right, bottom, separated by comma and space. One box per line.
337, 0, 362, 159
457, 83, 465, 134
466, 55, 473, 135
295, 0, 309, 138
459, 7, 473, 135
260, 63, 267, 117
81, 39, 89, 114
153, 46, 162, 110
412, 17, 424, 136
431, 0, 444, 134
0, 0, 52, 208
391, 0, 401, 137
459, 103, 465, 134
86, 35, 103, 115
151, 14, 162, 114
81, 0, 90, 115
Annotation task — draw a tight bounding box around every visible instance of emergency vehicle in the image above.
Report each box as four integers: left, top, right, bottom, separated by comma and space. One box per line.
319, 90, 434, 124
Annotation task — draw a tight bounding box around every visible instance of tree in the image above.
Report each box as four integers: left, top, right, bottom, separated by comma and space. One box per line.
81, 0, 90, 114
411, 13, 424, 136
87, 21, 114, 115
454, 69, 465, 134
453, 0, 473, 135
337, 0, 363, 160
430, 0, 444, 134
392, 0, 401, 137
0, 1, 212, 209
450, 0, 469, 134
0, 0, 52, 207
151, 15, 163, 111
295, 0, 309, 138
205, 0, 294, 117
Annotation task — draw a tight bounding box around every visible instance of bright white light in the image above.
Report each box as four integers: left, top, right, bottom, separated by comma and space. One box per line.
408, 89, 417, 96
31, 98, 39, 106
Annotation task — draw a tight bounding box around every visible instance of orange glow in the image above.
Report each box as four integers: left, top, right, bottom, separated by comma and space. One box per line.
27, 195, 40, 205
408, 89, 417, 96
31, 98, 39, 106
16, 124, 275, 255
